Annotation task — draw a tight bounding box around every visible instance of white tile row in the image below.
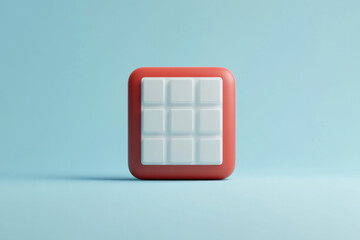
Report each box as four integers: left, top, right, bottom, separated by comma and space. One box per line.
142, 77, 222, 105
142, 138, 222, 165
142, 108, 222, 135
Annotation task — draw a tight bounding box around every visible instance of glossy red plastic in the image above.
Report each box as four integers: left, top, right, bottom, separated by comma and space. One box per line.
128, 67, 235, 179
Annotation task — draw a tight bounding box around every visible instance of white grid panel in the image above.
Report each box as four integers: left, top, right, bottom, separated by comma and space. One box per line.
141, 77, 223, 165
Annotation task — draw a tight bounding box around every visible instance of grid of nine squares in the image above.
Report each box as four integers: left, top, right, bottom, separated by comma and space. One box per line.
141, 77, 222, 165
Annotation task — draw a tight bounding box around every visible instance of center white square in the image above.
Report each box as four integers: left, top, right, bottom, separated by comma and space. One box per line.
170, 109, 193, 134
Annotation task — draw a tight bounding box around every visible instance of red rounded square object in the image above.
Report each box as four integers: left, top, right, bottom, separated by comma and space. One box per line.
128, 67, 236, 179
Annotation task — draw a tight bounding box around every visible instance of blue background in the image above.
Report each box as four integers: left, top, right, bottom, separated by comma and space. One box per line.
1, 0, 359, 239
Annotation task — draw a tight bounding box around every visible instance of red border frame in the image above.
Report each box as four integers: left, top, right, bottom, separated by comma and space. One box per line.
128, 67, 235, 179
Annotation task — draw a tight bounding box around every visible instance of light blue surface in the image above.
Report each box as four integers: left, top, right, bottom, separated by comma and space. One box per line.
1, 0, 360, 239
1, 175, 360, 240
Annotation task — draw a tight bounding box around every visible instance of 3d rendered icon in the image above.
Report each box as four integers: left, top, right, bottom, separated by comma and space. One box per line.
128, 67, 235, 179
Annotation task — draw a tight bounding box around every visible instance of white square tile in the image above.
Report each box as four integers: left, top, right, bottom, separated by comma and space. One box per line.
142, 109, 165, 134
142, 138, 165, 164
142, 78, 165, 104
198, 109, 222, 134
199, 138, 222, 164
169, 78, 193, 104
199, 78, 222, 104
170, 109, 193, 134
170, 138, 193, 164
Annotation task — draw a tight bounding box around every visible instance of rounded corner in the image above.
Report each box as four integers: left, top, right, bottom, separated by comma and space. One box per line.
128, 164, 143, 180
224, 163, 236, 179
128, 67, 146, 84
218, 67, 235, 84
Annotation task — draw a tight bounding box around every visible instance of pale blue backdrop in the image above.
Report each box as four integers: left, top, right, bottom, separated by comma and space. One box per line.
1, 0, 360, 176
1, 0, 360, 239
